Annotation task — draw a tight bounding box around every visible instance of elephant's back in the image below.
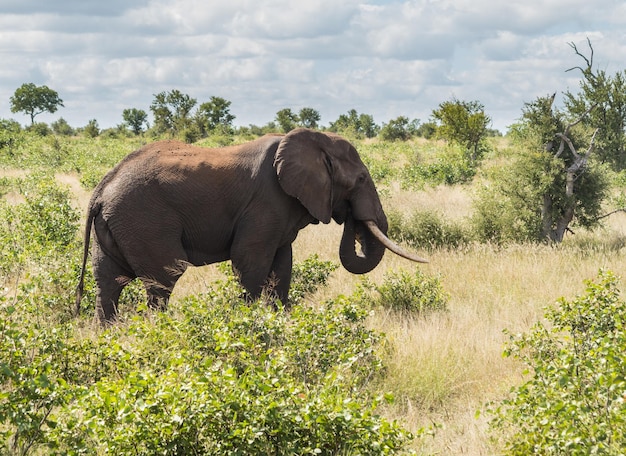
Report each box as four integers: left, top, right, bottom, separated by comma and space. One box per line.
94, 140, 209, 194
91, 136, 282, 214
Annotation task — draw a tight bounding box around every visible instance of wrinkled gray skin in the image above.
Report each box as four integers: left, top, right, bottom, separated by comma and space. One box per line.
76, 128, 425, 324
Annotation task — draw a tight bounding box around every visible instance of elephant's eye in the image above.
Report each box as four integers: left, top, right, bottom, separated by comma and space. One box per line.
357, 174, 366, 184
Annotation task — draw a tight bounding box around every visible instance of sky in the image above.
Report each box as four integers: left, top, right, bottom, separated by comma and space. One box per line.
0, 0, 625, 133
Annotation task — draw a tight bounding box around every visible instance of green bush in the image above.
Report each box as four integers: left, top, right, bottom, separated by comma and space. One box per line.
0, 120, 23, 156
1, 289, 414, 454
286, 296, 385, 387
0, 132, 143, 179
51, 118, 75, 136
388, 208, 470, 250
357, 269, 448, 315
491, 270, 626, 454
470, 187, 536, 245
26, 122, 51, 137
0, 247, 415, 454
289, 254, 338, 304
401, 145, 476, 188
0, 173, 80, 275
0, 302, 75, 454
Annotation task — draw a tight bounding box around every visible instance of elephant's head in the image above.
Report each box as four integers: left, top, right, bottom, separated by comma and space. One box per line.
274, 128, 427, 274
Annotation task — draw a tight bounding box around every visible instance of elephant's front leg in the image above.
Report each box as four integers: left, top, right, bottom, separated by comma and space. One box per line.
269, 244, 293, 308
231, 242, 293, 308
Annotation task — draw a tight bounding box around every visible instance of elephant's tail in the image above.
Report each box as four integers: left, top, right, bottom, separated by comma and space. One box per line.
75, 203, 100, 316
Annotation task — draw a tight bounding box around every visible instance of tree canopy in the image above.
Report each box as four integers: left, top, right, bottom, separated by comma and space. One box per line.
298, 107, 321, 129
10, 83, 64, 125
432, 98, 491, 161
196, 96, 236, 134
328, 109, 379, 138
150, 90, 197, 136
563, 38, 626, 170
122, 108, 148, 135
275, 108, 299, 133
379, 116, 419, 141
475, 90, 609, 244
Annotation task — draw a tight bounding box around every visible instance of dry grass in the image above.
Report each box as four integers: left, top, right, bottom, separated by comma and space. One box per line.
383, 183, 474, 221
380, 243, 626, 455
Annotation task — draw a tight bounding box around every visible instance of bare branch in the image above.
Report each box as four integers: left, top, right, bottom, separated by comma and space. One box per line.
586, 128, 599, 155
595, 208, 626, 222
548, 92, 556, 108
553, 103, 598, 159
566, 37, 594, 73
554, 136, 566, 158
556, 133, 580, 159
566, 102, 598, 132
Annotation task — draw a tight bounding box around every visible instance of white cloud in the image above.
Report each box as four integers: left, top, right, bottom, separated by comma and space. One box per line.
0, 0, 625, 131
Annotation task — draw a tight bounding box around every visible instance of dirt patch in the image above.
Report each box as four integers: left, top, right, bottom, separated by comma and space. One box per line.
0, 168, 27, 179
55, 173, 91, 212
0, 168, 92, 212
0, 168, 27, 204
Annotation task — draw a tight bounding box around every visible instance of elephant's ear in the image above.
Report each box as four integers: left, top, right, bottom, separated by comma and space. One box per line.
274, 128, 333, 223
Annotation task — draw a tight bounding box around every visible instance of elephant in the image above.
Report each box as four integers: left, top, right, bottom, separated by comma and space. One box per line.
75, 128, 427, 323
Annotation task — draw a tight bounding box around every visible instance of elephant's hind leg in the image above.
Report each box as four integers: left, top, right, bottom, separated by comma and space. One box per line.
92, 242, 134, 324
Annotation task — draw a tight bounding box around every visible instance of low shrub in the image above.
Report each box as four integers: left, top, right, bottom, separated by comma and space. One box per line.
288, 254, 338, 304
0, 173, 79, 275
388, 208, 470, 250
357, 269, 448, 315
0, 251, 416, 454
490, 270, 626, 454
470, 184, 540, 244
1, 289, 414, 454
401, 145, 476, 188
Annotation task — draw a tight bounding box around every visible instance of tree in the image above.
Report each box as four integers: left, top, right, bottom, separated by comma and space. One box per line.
415, 121, 437, 139
358, 113, 379, 138
530, 96, 607, 242
246, 122, 277, 136
10, 83, 64, 125
328, 109, 379, 138
275, 108, 298, 133
51, 118, 74, 136
122, 108, 148, 135
432, 98, 491, 161
298, 107, 321, 129
379, 116, 420, 141
563, 39, 626, 170
83, 119, 99, 138
196, 96, 236, 134
474, 94, 609, 244
150, 90, 197, 135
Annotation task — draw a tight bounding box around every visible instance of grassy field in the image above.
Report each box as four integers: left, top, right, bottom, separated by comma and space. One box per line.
2, 133, 626, 454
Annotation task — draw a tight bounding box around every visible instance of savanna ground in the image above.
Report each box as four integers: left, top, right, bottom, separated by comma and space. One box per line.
2, 132, 626, 454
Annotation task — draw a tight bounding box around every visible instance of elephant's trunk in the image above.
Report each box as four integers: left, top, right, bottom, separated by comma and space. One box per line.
339, 213, 429, 274
340, 213, 386, 274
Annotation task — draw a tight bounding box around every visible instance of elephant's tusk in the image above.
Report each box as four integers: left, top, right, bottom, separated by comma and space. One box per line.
364, 220, 429, 263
